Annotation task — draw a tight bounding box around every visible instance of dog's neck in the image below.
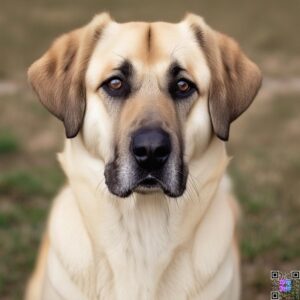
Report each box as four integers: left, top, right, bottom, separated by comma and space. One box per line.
57, 136, 231, 297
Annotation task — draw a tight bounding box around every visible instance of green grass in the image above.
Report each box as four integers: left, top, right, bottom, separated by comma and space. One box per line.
0, 203, 46, 300
0, 167, 63, 298
0, 171, 45, 197
0, 131, 19, 154
0, 168, 64, 199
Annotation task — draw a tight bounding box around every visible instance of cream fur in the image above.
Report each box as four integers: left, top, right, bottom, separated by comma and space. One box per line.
26, 136, 240, 300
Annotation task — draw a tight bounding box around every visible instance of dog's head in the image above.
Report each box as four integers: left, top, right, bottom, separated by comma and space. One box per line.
28, 13, 262, 198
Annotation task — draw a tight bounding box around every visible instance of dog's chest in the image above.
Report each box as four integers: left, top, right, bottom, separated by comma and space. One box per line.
94, 199, 181, 299
49, 186, 236, 300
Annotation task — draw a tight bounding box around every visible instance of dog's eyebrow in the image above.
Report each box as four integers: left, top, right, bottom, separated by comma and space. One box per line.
168, 62, 186, 78
113, 60, 133, 78
147, 25, 152, 51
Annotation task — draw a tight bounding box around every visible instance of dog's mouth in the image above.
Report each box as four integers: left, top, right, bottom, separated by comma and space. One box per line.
131, 173, 186, 197
104, 125, 189, 198
139, 177, 159, 188
104, 158, 187, 198
134, 175, 164, 193
104, 150, 188, 198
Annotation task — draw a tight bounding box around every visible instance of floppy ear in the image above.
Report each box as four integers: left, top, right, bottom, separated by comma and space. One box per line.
208, 33, 262, 141
28, 13, 111, 138
187, 14, 262, 141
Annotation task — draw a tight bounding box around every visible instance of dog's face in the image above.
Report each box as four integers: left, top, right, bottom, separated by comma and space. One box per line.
85, 18, 213, 198
28, 13, 262, 198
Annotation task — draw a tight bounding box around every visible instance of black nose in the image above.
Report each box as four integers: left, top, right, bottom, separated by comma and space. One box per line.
132, 128, 171, 171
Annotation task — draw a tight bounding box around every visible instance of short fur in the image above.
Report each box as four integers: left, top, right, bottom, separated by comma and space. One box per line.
26, 13, 261, 300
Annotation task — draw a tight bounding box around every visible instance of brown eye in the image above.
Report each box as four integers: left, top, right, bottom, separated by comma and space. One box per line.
169, 78, 197, 99
108, 78, 122, 90
102, 76, 130, 98
177, 80, 190, 92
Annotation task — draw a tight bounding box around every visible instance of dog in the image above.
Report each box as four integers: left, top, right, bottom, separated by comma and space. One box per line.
25, 12, 262, 300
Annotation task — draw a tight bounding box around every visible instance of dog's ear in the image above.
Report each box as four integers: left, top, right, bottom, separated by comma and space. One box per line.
187, 14, 262, 141
28, 13, 111, 138
208, 33, 262, 141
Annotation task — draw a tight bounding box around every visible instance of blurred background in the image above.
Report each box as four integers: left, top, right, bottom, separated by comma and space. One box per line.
0, 0, 299, 299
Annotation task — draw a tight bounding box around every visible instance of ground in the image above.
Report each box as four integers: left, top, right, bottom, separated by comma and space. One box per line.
0, 0, 299, 299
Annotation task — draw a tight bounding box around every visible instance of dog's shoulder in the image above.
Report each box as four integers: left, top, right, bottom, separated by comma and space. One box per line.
220, 174, 241, 224
48, 187, 94, 273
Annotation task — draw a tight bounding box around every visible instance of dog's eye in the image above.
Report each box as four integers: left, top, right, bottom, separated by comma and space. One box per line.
101, 76, 130, 98
177, 80, 190, 93
108, 78, 123, 90
170, 78, 197, 99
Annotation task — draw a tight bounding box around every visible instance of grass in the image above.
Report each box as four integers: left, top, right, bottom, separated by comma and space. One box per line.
0, 1, 300, 299
0, 168, 64, 199
0, 166, 64, 299
0, 171, 45, 198
0, 131, 19, 155
0, 200, 48, 300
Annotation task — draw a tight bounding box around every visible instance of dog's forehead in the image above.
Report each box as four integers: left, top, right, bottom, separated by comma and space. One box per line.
91, 21, 199, 65
86, 19, 210, 90
104, 21, 192, 60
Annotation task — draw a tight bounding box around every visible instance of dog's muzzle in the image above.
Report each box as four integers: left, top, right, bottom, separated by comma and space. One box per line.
104, 127, 187, 198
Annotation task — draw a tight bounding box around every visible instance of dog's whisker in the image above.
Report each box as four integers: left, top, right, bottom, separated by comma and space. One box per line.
173, 169, 200, 199
95, 177, 105, 193
188, 173, 201, 198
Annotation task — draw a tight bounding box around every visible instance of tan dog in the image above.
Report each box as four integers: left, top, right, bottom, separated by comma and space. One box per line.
26, 13, 261, 300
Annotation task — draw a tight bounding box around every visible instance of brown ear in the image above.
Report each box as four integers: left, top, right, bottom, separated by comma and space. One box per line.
208, 33, 262, 140
28, 13, 111, 138
188, 14, 262, 141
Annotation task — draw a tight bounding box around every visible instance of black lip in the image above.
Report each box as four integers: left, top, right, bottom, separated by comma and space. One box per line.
105, 161, 187, 198
135, 175, 165, 189
134, 175, 183, 197
139, 177, 160, 188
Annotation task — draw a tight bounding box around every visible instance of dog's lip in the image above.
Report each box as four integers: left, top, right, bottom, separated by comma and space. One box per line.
106, 171, 186, 198
113, 176, 184, 198
132, 175, 174, 194
133, 175, 183, 197
134, 175, 162, 189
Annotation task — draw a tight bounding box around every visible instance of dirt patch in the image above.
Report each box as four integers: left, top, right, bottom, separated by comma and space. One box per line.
0, 81, 19, 95
261, 76, 300, 100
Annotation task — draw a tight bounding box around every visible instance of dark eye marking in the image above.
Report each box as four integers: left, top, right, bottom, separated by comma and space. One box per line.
168, 62, 198, 100
169, 63, 185, 78
113, 60, 133, 78
101, 76, 131, 98
99, 59, 133, 99
169, 78, 197, 99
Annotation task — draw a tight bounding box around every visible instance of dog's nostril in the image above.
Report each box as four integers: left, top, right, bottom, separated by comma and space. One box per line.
154, 145, 170, 158
133, 146, 147, 158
